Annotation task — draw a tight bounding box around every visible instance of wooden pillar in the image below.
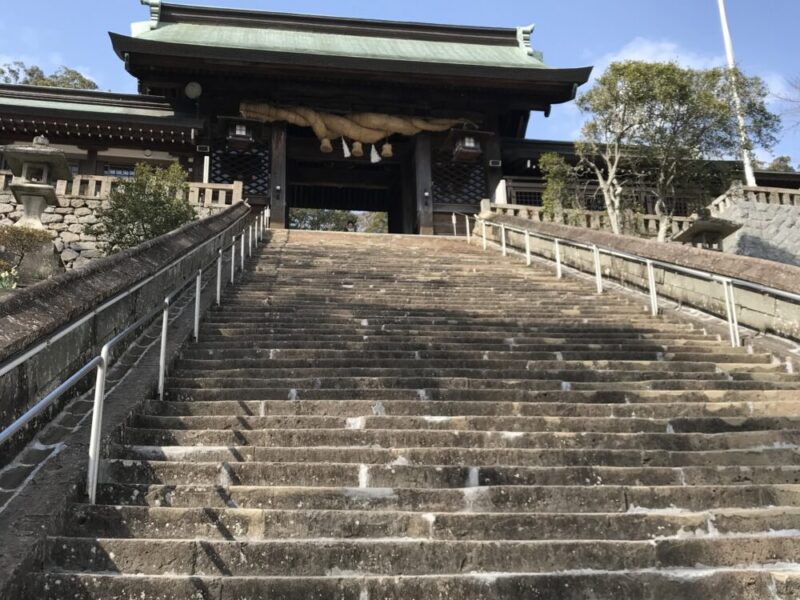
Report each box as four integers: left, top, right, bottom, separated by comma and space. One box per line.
414, 133, 433, 235
270, 123, 287, 229
483, 134, 504, 203
401, 160, 416, 234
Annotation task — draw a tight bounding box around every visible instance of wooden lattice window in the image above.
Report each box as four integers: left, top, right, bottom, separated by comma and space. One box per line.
211, 144, 270, 197
432, 160, 487, 205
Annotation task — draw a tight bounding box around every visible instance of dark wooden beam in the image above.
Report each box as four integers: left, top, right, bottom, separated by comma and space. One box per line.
270, 122, 287, 229
415, 133, 433, 235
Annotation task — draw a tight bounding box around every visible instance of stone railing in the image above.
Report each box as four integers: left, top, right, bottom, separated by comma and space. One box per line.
51, 175, 244, 208
710, 185, 800, 216
188, 181, 245, 214
55, 175, 115, 199
492, 203, 694, 238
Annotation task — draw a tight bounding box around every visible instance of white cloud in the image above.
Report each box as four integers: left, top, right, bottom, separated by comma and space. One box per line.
592, 37, 725, 81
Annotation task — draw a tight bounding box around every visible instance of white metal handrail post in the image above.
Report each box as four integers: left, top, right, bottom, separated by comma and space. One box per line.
451, 213, 457, 237
266, 207, 271, 229
525, 231, 531, 267
194, 269, 202, 343
248, 224, 253, 257
721, 279, 741, 347
464, 215, 471, 244
216, 250, 223, 306
501, 225, 507, 257
646, 260, 659, 317
240, 233, 245, 271
593, 245, 603, 294
158, 298, 170, 401
481, 221, 487, 251
554, 239, 563, 279
230, 236, 236, 284
86, 345, 110, 504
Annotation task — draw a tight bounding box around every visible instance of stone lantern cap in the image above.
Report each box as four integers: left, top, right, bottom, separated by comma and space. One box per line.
1, 135, 73, 183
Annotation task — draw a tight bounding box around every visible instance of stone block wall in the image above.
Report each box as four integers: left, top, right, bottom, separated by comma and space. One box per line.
721, 201, 800, 267
0, 190, 105, 270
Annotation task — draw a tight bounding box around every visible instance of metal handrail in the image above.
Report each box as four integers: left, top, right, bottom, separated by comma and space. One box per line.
471, 214, 800, 348
0, 357, 103, 447
0, 207, 252, 381
86, 207, 268, 503
0, 203, 267, 504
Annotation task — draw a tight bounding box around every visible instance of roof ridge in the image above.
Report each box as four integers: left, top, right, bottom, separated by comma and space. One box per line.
154, 1, 523, 47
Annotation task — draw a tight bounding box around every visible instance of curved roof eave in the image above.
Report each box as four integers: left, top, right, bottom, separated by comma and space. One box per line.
109, 32, 592, 97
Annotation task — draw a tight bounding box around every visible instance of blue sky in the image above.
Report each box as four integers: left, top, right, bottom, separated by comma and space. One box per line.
1, 0, 798, 163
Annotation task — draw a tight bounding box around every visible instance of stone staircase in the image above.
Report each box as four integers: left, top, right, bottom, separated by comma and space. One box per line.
24, 230, 800, 599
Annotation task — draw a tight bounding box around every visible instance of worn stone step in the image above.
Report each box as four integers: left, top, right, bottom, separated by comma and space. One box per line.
100, 460, 800, 488
146, 399, 800, 419
129, 414, 800, 435
114, 445, 800, 469
65, 504, 800, 542
22, 570, 800, 600
178, 348, 773, 363
95, 483, 800, 512
44, 536, 800, 576
162, 387, 800, 404
173, 359, 780, 375
122, 427, 800, 451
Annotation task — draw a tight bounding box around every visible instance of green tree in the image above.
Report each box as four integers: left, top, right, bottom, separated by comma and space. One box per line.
577, 61, 780, 240
289, 208, 359, 231
755, 156, 796, 172
358, 212, 389, 233
0, 61, 98, 89
539, 152, 581, 219
88, 163, 195, 252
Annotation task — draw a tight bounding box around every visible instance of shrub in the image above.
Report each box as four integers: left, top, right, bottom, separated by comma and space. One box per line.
88, 163, 195, 252
0, 225, 53, 270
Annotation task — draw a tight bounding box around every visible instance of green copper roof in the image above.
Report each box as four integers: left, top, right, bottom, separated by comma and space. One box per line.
134, 22, 546, 70
0, 85, 201, 127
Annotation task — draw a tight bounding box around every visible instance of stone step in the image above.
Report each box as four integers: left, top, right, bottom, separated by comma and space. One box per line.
113, 445, 800, 468
165, 381, 800, 399
99, 460, 800, 488
95, 483, 800, 512
22, 570, 800, 600
43, 535, 800, 576
64, 504, 800, 542
146, 398, 800, 418
129, 414, 800, 434
167, 371, 793, 388
162, 387, 800, 403
174, 359, 777, 374
179, 348, 771, 363
122, 427, 800, 451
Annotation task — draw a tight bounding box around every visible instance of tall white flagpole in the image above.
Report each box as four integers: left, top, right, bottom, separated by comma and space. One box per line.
717, 0, 757, 186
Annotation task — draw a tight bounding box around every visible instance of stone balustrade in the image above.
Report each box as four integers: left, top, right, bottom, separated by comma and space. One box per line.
491, 203, 693, 238
0, 172, 245, 272
710, 185, 800, 215
188, 181, 245, 218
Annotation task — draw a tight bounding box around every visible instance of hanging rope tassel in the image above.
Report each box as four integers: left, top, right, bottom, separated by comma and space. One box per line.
370, 144, 382, 164
342, 137, 352, 158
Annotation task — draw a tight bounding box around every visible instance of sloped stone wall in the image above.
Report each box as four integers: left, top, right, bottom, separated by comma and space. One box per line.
0, 203, 249, 462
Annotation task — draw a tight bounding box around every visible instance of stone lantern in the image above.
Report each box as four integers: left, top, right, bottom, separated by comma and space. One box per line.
1, 135, 72, 229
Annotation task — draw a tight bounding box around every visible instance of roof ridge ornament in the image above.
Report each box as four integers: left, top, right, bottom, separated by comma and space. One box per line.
517, 24, 541, 60
140, 0, 162, 28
